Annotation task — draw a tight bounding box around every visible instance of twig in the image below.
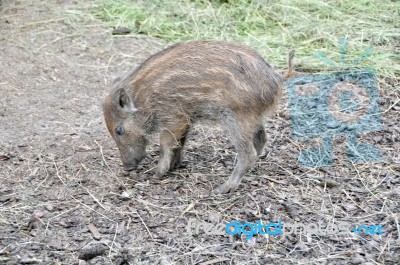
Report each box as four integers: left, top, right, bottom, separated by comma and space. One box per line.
94, 140, 125, 187
383, 98, 400, 113
199, 257, 230, 265
21, 18, 67, 28
109, 222, 119, 257
136, 211, 155, 242
181, 202, 196, 217
259, 175, 287, 185
82, 186, 107, 210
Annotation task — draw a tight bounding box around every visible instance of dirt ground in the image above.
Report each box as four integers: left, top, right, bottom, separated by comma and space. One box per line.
0, 1, 399, 264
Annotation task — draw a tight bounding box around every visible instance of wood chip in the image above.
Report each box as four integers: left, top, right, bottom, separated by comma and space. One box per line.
30, 167, 40, 176
0, 155, 10, 161
88, 223, 101, 240
112, 27, 131, 35
78, 244, 107, 261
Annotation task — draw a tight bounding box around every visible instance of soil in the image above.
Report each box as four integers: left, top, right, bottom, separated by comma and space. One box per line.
0, 1, 399, 264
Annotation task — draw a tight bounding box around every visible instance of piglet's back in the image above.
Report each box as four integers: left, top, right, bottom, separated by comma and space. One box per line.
120, 40, 283, 117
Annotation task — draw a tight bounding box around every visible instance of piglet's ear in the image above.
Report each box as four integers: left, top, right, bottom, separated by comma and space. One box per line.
118, 88, 137, 113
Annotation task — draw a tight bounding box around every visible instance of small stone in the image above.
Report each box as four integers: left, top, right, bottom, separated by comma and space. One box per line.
45, 204, 54, 211
120, 191, 131, 200
208, 213, 221, 223
33, 210, 45, 218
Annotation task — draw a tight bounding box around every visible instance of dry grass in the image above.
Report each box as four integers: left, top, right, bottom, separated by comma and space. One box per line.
89, 0, 400, 79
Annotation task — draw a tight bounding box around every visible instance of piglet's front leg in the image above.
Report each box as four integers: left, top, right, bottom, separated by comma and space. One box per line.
156, 123, 190, 178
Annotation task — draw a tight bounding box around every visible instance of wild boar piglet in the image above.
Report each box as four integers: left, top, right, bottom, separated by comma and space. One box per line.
103, 40, 295, 194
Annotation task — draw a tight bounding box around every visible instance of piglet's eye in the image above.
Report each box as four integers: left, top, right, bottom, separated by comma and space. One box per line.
115, 126, 124, 136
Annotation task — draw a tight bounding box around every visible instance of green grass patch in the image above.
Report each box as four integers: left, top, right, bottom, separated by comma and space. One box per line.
90, 0, 399, 78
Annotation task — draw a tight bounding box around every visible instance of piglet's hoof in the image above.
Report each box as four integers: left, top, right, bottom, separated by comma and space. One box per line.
213, 183, 238, 194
